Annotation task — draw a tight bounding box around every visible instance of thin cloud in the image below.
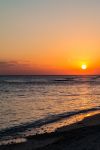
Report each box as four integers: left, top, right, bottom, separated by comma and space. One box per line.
0, 61, 18, 67
0, 61, 34, 75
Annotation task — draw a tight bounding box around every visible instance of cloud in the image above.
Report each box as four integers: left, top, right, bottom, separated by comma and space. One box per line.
0, 60, 60, 75
0, 60, 34, 75
0, 61, 18, 67
0, 60, 50, 75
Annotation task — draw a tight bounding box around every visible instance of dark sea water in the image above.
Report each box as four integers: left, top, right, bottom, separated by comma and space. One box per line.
0, 75, 100, 144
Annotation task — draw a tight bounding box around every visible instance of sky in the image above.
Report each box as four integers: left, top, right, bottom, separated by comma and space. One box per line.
0, 0, 100, 75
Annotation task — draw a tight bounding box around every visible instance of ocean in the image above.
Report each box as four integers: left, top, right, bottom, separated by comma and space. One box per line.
0, 75, 100, 144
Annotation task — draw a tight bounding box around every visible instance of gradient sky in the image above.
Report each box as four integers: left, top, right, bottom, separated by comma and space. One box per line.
1, 0, 100, 75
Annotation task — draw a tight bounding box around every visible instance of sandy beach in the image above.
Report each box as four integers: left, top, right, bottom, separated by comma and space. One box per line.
1, 113, 100, 150
1, 0, 100, 149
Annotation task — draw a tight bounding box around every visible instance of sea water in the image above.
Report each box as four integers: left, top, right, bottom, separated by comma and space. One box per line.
0, 75, 100, 143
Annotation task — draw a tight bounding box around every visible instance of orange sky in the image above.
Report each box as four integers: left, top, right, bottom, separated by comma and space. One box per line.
0, 0, 100, 75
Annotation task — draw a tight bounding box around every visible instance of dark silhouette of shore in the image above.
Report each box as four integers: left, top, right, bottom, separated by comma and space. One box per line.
1, 113, 100, 150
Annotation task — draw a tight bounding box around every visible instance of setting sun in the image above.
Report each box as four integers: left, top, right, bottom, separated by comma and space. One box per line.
81, 64, 87, 70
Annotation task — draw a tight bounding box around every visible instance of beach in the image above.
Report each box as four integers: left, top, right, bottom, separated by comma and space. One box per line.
1, 112, 100, 150
1, 0, 100, 148
0, 75, 100, 150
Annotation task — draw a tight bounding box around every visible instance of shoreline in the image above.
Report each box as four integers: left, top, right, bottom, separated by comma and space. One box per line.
1, 113, 100, 150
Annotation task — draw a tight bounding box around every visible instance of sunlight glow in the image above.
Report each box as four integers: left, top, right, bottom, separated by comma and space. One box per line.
81, 64, 87, 70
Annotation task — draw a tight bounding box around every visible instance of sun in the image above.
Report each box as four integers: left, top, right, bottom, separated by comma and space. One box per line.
81, 64, 87, 70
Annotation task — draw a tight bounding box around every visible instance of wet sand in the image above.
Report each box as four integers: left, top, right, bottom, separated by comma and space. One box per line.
1, 113, 100, 150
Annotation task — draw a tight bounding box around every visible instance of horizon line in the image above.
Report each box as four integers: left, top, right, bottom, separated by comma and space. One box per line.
0, 74, 100, 76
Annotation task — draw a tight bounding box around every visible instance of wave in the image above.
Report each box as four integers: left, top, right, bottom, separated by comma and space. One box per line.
0, 106, 100, 141
0, 80, 100, 85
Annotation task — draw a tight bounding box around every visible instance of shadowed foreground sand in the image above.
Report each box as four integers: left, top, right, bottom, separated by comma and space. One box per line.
1, 113, 100, 150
